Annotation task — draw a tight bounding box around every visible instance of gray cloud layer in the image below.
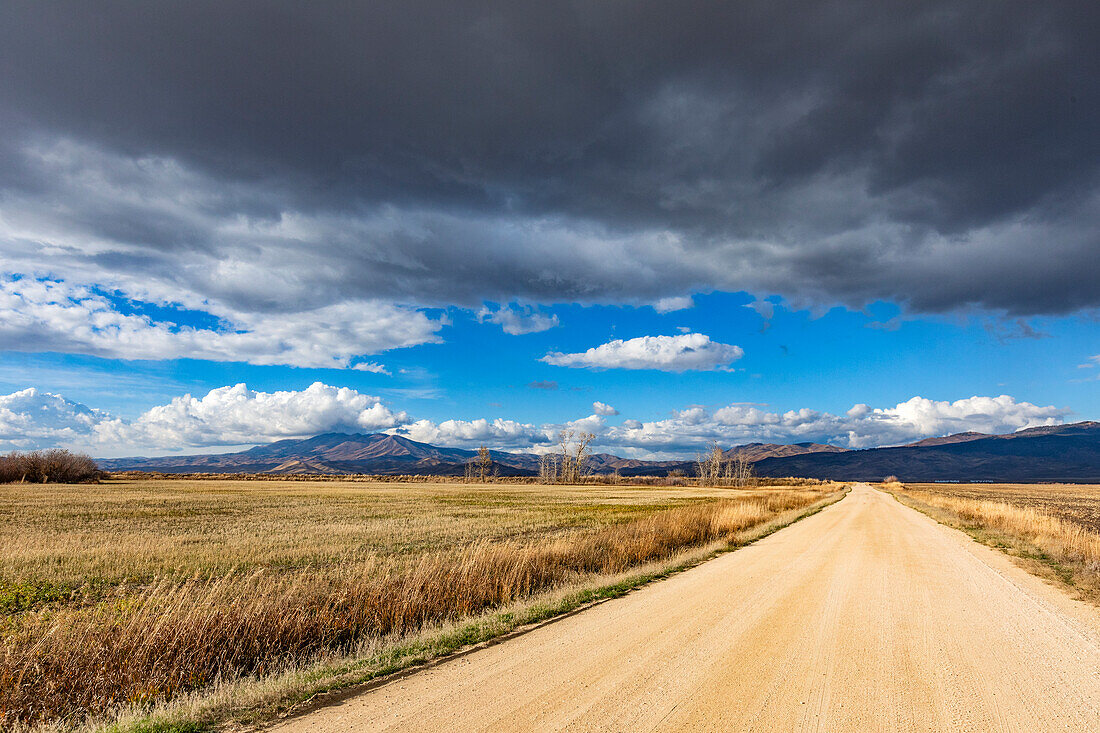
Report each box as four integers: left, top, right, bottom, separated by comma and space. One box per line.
1, 0, 1097, 319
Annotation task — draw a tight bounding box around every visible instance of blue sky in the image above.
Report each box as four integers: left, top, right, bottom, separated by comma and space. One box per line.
0, 287, 1094, 457
0, 2, 1096, 457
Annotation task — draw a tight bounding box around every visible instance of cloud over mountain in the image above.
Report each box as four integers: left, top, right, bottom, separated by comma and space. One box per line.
0, 383, 406, 453
0, 384, 1068, 459
0, 388, 106, 449
598, 395, 1068, 453
94, 383, 408, 449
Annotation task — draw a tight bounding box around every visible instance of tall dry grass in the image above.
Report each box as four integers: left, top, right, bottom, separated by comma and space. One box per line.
902, 491, 1100, 572
0, 491, 822, 726
0, 479, 751, 588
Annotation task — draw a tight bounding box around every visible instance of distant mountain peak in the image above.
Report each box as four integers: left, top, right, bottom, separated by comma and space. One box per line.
723, 442, 847, 461
97, 420, 1100, 482
268, 458, 342, 475
1009, 421, 1100, 438
906, 431, 991, 448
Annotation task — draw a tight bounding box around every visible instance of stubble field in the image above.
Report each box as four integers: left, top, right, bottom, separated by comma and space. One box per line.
0, 477, 843, 730
896, 482, 1100, 531
887, 482, 1100, 605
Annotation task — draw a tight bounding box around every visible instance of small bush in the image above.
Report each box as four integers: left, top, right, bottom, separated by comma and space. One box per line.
0, 449, 103, 484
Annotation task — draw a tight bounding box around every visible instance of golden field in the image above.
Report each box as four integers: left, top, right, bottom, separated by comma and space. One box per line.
897, 482, 1100, 532
0, 478, 843, 730
887, 482, 1100, 604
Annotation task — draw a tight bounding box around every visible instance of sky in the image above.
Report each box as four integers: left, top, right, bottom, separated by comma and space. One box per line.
0, 0, 1096, 458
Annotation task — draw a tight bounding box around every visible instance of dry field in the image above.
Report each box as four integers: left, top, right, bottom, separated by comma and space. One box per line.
267, 485, 1100, 732
897, 482, 1100, 531
887, 482, 1100, 603
0, 478, 843, 731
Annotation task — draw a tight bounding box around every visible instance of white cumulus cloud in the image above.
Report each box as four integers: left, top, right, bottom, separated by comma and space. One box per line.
0, 383, 408, 453
0, 388, 107, 449
0, 385, 1070, 459
0, 277, 444, 369
596, 395, 1067, 454
542, 333, 743, 372
397, 417, 553, 449
93, 382, 408, 449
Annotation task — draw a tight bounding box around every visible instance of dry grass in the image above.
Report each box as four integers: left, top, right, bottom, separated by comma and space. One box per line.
898, 482, 1100, 531
887, 482, 1100, 604
0, 478, 842, 729
0, 479, 745, 591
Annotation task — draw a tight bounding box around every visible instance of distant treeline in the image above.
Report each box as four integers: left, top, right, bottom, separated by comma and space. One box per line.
106, 470, 833, 487
0, 449, 103, 484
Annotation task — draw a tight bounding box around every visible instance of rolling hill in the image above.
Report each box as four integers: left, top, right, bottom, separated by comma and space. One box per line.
97, 433, 845, 476
97, 422, 1100, 482
98, 433, 537, 476
753, 421, 1100, 482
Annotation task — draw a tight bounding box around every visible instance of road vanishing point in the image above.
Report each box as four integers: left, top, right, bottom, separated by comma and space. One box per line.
272, 484, 1100, 732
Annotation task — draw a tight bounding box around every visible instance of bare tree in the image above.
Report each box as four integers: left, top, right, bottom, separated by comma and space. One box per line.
538, 452, 558, 483
729, 451, 755, 487
557, 430, 575, 483
695, 442, 755, 488
560, 430, 595, 484
538, 431, 596, 484
476, 445, 493, 482
696, 441, 727, 487
572, 432, 595, 482
0, 449, 103, 484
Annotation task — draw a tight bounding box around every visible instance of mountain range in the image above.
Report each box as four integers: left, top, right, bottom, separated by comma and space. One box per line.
751, 421, 1100, 482
97, 421, 1100, 482
96, 434, 843, 477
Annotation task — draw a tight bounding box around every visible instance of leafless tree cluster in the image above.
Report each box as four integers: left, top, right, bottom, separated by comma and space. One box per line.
728, 451, 755, 487
464, 445, 495, 483
696, 442, 755, 487
537, 453, 557, 483
538, 430, 595, 484
0, 449, 103, 484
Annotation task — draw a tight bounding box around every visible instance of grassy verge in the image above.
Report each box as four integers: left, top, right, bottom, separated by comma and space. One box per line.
882, 483, 1100, 605
76, 487, 848, 733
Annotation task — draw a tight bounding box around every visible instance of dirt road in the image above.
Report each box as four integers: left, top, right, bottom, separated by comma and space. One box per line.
272, 484, 1100, 731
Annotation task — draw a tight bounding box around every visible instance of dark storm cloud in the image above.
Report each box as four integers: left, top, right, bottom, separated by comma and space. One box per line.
0, 0, 1097, 315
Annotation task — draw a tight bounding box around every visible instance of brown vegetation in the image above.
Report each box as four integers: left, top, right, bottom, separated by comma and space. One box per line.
887, 482, 1100, 604
0, 449, 102, 484
0, 478, 840, 727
